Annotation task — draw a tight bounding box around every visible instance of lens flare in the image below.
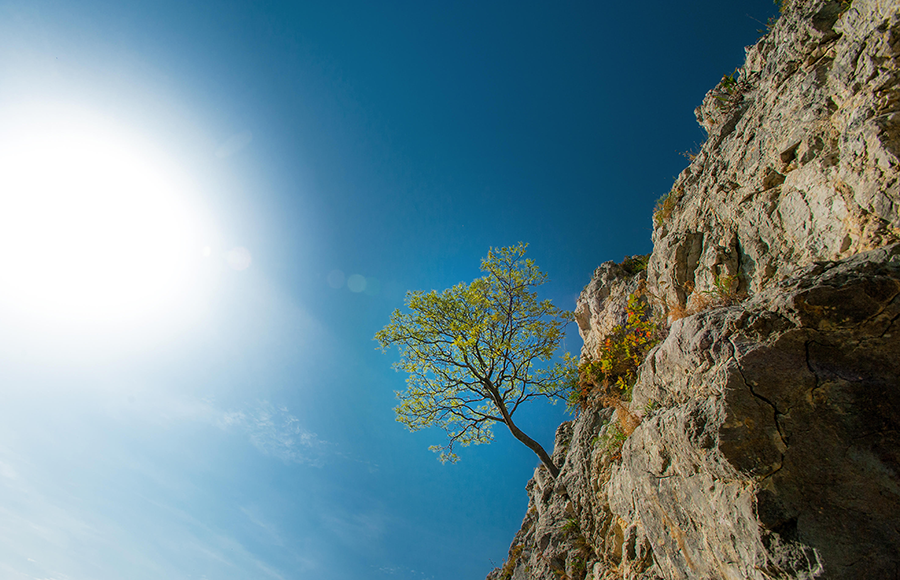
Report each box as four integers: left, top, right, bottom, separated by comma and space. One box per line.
347, 274, 366, 293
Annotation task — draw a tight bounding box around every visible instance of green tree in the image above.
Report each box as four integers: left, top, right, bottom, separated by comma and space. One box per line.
375, 243, 572, 478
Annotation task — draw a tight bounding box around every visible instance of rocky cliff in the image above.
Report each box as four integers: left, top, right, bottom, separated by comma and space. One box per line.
488, 1, 900, 579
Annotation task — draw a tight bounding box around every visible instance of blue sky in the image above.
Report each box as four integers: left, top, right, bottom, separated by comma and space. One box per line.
0, 1, 778, 579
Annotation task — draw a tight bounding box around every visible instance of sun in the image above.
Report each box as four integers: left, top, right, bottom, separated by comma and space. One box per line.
0, 106, 201, 327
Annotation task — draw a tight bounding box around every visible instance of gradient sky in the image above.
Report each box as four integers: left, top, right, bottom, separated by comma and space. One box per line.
0, 1, 778, 579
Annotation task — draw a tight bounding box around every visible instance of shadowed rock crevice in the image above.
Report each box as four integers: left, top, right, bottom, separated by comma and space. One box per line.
728, 349, 788, 481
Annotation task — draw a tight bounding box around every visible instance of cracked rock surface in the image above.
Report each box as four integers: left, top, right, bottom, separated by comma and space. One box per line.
616, 244, 900, 580
648, 0, 900, 308
488, 0, 900, 578
490, 247, 900, 580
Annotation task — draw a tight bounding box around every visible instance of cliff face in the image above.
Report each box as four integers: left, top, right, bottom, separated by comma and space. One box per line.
650, 0, 900, 307
488, 1, 900, 579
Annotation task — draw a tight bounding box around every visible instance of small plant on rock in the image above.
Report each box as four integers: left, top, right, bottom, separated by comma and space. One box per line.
653, 187, 683, 227
680, 144, 702, 161
663, 272, 747, 321
499, 544, 524, 580
566, 292, 662, 418
599, 421, 629, 460
562, 517, 581, 535
704, 273, 745, 306
720, 70, 738, 93
619, 254, 650, 276
713, 69, 744, 111
571, 556, 587, 576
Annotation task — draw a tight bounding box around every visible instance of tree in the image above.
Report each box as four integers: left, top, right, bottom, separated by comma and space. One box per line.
375, 243, 573, 478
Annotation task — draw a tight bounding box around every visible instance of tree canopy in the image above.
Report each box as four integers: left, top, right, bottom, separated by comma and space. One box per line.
375, 243, 572, 478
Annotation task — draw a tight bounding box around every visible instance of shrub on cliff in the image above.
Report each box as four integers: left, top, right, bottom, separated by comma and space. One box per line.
567, 291, 661, 420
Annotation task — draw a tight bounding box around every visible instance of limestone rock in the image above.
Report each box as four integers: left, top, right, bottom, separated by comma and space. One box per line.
649, 0, 900, 309
613, 244, 900, 580
491, 245, 900, 580
574, 258, 649, 359
488, 1, 900, 578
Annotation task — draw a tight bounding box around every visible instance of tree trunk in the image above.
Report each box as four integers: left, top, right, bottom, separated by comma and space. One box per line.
490, 390, 560, 478
505, 418, 560, 479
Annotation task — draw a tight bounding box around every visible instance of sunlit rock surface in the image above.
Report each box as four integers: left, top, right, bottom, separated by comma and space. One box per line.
649, 0, 900, 306
488, 0, 900, 578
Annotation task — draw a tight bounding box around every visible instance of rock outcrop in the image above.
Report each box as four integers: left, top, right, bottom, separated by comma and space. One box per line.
488, 1, 900, 579
650, 0, 900, 307
574, 258, 648, 359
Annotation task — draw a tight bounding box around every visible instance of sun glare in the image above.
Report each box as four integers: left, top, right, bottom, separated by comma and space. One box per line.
0, 106, 201, 327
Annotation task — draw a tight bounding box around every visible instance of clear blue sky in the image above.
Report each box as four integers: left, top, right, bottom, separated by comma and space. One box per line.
0, 1, 777, 579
